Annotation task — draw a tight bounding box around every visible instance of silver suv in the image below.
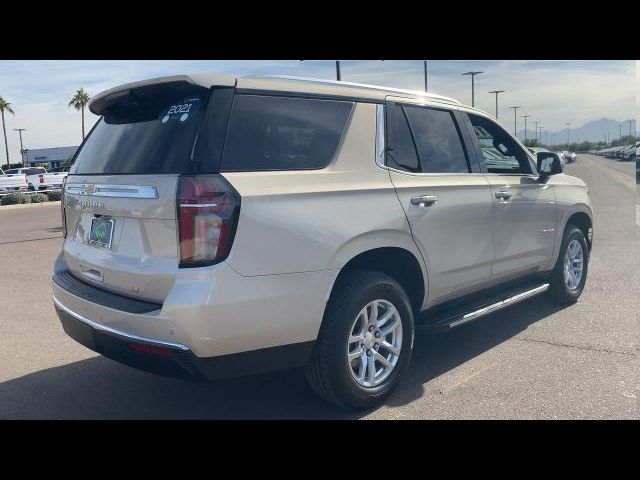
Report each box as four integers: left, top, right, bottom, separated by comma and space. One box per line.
52, 74, 593, 409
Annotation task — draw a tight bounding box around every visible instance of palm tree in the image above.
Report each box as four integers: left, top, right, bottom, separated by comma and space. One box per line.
0, 97, 15, 170
68, 87, 90, 141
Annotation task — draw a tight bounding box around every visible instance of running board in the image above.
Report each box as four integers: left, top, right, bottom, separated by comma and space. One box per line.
417, 282, 549, 332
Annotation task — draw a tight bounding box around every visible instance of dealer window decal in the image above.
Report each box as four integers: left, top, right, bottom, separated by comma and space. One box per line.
159, 97, 203, 124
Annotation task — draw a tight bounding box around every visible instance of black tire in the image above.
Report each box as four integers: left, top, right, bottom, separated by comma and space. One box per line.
549, 225, 589, 304
305, 269, 415, 410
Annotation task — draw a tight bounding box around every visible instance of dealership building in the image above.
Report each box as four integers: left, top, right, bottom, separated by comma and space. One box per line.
22, 146, 78, 168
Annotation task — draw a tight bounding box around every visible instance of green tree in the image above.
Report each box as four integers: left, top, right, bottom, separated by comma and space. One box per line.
68, 87, 90, 141
0, 96, 15, 170
61, 156, 74, 168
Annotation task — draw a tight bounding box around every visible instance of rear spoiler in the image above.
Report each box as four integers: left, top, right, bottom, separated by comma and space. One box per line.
89, 74, 237, 116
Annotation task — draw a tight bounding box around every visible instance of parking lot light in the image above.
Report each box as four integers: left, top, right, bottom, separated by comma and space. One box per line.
488, 90, 505, 118
522, 115, 530, 142
509, 106, 521, 137
462, 71, 483, 107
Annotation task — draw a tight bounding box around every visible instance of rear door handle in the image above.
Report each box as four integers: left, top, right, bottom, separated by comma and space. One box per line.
494, 191, 513, 200
411, 195, 438, 207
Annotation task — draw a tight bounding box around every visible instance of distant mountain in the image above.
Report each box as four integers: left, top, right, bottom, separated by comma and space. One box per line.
516, 118, 636, 144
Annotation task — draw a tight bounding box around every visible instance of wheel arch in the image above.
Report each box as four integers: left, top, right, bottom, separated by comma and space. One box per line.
325, 240, 428, 316
551, 205, 593, 269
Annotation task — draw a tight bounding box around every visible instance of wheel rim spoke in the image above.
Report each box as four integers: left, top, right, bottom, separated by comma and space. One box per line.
381, 340, 400, 356
348, 348, 363, 363
380, 318, 400, 337
366, 353, 376, 383
357, 355, 367, 383
368, 301, 379, 325
374, 351, 394, 369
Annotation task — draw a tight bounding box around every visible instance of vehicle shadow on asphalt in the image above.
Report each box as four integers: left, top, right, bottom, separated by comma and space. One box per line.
0, 295, 567, 419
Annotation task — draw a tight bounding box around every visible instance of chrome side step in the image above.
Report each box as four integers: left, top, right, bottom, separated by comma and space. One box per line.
418, 282, 550, 332
448, 283, 549, 328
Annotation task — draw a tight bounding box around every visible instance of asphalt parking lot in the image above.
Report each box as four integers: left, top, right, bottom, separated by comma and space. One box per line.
0, 154, 638, 419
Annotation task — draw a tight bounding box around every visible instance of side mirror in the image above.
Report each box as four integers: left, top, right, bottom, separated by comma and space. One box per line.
536, 152, 563, 176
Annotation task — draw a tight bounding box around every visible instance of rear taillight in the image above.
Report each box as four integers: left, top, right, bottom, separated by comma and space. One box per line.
177, 175, 240, 268
61, 177, 67, 238
38, 174, 44, 183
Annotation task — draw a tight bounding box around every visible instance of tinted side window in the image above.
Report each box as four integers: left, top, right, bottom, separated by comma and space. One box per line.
403, 105, 470, 173
467, 113, 532, 174
385, 103, 420, 172
220, 95, 353, 172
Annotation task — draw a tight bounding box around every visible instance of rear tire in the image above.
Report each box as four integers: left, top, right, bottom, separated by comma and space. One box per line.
305, 270, 414, 410
549, 225, 589, 304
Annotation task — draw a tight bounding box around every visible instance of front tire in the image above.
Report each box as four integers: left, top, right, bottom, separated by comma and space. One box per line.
549, 225, 589, 304
305, 270, 415, 410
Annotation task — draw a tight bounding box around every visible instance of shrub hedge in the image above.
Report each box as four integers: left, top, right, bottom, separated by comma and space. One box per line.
1, 192, 30, 205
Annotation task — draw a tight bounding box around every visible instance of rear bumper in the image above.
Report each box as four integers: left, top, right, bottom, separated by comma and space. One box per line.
54, 295, 314, 380
52, 247, 333, 359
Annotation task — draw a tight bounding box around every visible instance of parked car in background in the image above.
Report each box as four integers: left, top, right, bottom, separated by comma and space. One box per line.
4, 167, 69, 190
620, 143, 638, 161
52, 74, 594, 409
0, 168, 28, 194
556, 151, 567, 165
564, 152, 576, 163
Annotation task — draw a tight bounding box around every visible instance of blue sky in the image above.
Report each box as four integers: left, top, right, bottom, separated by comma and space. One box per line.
0, 60, 636, 161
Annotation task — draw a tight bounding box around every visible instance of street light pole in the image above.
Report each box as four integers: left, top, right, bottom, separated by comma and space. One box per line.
534, 121, 540, 143
619, 124, 622, 140
424, 61, 428, 92
566, 122, 571, 145
509, 106, 521, 138
13, 128, 26, 166
461, 71, 483, 107
522, 115, 530, 142
488, 90, 505, 118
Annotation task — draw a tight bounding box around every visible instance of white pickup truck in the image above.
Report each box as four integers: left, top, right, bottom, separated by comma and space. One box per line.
4, 167, 68, 191
0, 168, 28, 195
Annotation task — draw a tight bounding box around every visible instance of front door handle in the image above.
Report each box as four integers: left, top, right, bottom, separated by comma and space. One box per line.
495, 191, 513, 200
411, 195, 438, 207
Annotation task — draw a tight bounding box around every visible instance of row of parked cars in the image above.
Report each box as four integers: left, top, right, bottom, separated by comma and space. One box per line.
594, 142, 638, 161
528, 147, 576, 165
0, 166, 69, 196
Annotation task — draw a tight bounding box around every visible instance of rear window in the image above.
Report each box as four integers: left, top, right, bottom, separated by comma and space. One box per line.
26, 168, 46, 175
71, 92, 208, 175
220, 95, 353, 172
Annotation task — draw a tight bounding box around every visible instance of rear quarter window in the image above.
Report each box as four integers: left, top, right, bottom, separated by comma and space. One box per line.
220, 95, 354, 172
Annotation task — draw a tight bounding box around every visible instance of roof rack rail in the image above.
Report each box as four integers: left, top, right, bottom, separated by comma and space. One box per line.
252, 75, 462, 105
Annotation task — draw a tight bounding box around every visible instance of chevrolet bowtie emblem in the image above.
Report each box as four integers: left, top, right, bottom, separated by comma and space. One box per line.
84, 184, 95, 195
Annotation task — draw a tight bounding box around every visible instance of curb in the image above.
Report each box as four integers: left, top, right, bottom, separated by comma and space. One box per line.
0, 201, 61, 211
